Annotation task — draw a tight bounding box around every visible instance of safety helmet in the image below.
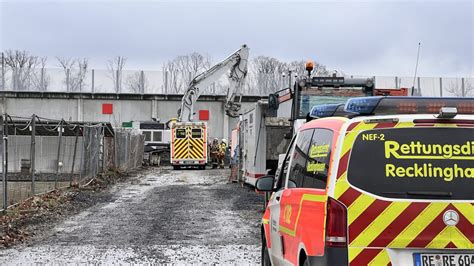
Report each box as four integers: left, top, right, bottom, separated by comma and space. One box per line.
221, 139, 227, 144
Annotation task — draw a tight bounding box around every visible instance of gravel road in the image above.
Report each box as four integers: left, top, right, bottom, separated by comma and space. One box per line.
0, 168, 264, 264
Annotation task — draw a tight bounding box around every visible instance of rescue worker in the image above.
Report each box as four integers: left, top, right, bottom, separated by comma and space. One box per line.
218, 139, 227, 169
209, 138, 220, 169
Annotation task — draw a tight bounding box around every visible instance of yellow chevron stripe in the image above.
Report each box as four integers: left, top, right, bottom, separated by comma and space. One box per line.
426, 226, 473, 249
453, 203, 474, 224
334, 174, 350, 200
189, 138, 204, 150
368, 249, 390, 266
388, 203, 448, 248
175, 143, 189, 159
175, 141, 188, 155
426, 226, 451, 249
348, 194, 377, 225
174, 142, 186, 155
188, 149, 201, 159
450, 227, 473, 249
350, 202, 410, 247
348, 247, 364, 263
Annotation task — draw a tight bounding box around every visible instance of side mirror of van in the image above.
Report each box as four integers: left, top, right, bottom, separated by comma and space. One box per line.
256, 175, 275, 192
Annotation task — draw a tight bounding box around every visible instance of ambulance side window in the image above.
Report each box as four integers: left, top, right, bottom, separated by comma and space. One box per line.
303, 128, 333, 189
288, 129, 314, 188
275, 135, 296, 190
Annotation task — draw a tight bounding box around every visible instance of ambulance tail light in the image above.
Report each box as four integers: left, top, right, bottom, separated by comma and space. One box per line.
325, 197, 347, 248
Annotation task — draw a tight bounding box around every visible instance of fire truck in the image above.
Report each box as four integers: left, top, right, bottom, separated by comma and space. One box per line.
170, 45, 249, 169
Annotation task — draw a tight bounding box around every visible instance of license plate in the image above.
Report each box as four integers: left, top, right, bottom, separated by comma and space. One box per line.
414, 253, 474, 266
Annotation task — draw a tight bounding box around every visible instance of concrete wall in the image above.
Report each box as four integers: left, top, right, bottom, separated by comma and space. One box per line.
1, 93, 264, 140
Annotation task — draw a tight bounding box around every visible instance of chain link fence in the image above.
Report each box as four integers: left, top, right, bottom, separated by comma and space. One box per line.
1, 55, 472, 96
114, 129, 145, 172
0, 114, 144, 211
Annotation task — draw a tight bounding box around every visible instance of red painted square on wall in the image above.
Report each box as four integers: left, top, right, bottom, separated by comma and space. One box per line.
102, 103, 113, 114
199, 109, 209, 120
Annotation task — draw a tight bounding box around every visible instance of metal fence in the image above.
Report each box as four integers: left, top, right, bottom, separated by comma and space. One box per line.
114, 129, 145, 172
0, 114, 144, 210
1, 59, 472, 97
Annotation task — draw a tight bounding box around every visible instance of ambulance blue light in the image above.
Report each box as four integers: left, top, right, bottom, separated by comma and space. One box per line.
344, 97, 383, 114
309, 104, 343, 118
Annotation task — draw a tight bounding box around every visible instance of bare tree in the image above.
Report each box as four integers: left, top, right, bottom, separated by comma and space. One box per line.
245, 57, 331, 95
162, 60, 182, 93
446, 78, 474, 96
30, 57, 50, 91
57, 57, 88, 92
3, 50, 41, 90
162, 52, 211, 94
107, 56, 127, 93
126, 71, 148, 93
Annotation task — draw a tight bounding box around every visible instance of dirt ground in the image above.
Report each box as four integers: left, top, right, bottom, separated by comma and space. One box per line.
0, 167, 264, 264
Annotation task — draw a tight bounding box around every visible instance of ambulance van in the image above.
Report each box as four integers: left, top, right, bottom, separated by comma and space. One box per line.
257, 96, 474, 266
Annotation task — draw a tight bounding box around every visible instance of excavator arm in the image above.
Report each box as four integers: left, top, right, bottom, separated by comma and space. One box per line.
178, 45, 249, 122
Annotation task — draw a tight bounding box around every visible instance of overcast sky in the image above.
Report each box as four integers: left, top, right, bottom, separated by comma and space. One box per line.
0, 0, 473, 77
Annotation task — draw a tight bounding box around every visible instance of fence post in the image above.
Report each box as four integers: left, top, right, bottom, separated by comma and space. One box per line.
30, 115, 36, 196
116, 70, 120, 94
91, 69, 95, 93
40, 68, 45, 92
140, 71, 145, 94
66, 69, 70, 92
439, 77, 443, 97
2, 113, 8, 210
78, 126, 85, 185
1, 52, 5, 91
70, 126, 79, 186
164, 71, 168, 94
55, 121, 63, 188
461, 78, 465, 97
417, 77, 421, 95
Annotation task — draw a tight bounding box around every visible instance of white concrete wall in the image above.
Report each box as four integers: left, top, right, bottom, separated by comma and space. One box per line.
1, 97, 261, 140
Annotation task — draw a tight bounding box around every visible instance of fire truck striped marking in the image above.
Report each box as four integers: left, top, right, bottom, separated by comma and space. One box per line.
336, 186, 361, 209
172, 126, 206, 160
453, 203, 474, 224
388, 203, 448, 247
334, 174, 350, 199
369, 202, 429, 247
368, 249, 391, 265
347, 194, 377, 225
349, 200, 392, 241
350, 201, 411, 247
350, 248, 383, 265
331, 120, 474, 264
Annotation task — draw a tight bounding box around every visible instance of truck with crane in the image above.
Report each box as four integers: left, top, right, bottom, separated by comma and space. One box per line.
170, 45, 249, 170
238, 61, 408, 185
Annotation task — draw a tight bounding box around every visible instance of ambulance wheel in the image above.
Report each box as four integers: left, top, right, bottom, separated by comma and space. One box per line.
173, 165, 180, 170
261, 237, 271, 266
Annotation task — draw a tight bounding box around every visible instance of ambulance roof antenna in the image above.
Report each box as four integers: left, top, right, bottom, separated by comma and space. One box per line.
412, 42, 421, 96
